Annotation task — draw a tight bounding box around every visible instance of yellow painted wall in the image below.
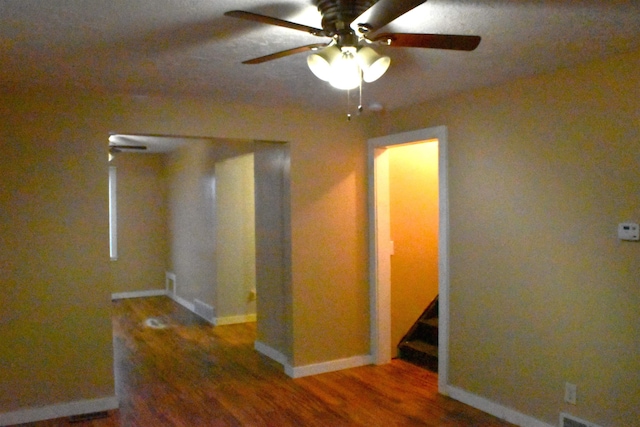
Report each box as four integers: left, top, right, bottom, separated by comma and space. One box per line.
215, 153, 256, 318
0, 95, 114, 412
0, 92, 368, 417
120, 100, 368, 367
110, 153, 168, 294
372, 48, 640, 427
388, 142, 439, 355
288, 121, 369, 366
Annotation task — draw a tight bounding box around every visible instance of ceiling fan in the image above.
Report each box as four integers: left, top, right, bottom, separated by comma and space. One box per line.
225, 0, 481, 90
108, 134, 148, 154
108, 144, 147, 154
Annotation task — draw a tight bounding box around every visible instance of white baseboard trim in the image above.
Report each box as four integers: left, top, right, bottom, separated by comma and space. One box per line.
254, 340, 290, 367
446, 386, 553, 427
215, 314, 257, 325
0, 395, 118, 426
167, 292, 195, 313
286, 354, 374, 379
111, 289, 167, 300
254, 342, 372, 380
167, 292, 217, 325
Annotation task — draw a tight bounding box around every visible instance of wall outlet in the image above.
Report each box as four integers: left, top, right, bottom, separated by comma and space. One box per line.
564, 382, 577, 405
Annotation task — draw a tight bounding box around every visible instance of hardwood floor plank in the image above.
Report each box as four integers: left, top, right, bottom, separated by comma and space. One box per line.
12, 297, 515, 426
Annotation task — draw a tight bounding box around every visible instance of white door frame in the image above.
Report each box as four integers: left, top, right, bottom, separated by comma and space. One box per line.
367, 126, 450, 393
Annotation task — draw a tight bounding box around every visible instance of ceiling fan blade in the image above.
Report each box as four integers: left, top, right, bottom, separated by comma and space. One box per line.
242, 43, 329, 64
373, 33, 481, 51
109, 145, 147, 150
350, 0, 427, 33
225, 10, 326, 37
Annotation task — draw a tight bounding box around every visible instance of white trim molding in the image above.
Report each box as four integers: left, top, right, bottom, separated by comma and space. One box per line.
254, 342, 373, 380
167, 292, 195, 313
111, 289, 166, 300
367, 125, 450, 390
286, 355, 374, 379
254, 341, 290, 367
446, 386, 553, 427
0, 396, 118, 426
215, 314, 257, 325
165, 271, 177, 296
108, 166, 118, 261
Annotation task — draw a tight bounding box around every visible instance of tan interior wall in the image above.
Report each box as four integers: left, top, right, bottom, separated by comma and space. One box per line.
371, 48, 640, 427
215, 153, 256, 319
118, 99, 368, 366
110, 153, 168, 294
288, 121, 369, 366
0, 95, 114, 411
388, 142, 439, 356
0, 88, 366, 415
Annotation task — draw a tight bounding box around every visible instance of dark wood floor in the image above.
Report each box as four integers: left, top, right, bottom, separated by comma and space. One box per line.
17, 296, 515, 426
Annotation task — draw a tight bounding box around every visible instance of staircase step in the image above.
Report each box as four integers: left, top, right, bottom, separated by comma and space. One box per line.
397, 295, 439, 371
412, 318, 439, 345
398, 340, 438, 372
401, 340, 438, 357
419, 317, 438, 328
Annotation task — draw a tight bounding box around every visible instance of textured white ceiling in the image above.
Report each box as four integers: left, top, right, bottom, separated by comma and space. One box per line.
1, 0, 639, 113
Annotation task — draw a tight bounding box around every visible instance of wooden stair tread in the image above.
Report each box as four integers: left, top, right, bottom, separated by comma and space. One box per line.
401, 340, 438, 357
419, 317, 439, 328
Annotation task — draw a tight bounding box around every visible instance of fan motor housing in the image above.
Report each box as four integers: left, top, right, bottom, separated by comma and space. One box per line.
314, 0, 376, 35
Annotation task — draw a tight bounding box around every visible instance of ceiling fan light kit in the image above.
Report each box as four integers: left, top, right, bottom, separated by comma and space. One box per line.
357, 46, 391, 83
307, 45, 340, 81
328, 47, 361, 90
308, 44, 389, 90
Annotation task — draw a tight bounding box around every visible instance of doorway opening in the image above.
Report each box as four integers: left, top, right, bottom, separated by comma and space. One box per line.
367, 126, 450, 392
108, 134, 291, 355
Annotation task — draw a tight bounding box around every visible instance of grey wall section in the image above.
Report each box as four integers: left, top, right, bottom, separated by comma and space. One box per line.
254, 142, 293, 360
166, 141, 218, 307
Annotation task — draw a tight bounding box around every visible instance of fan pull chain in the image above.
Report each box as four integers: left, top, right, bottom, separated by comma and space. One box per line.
346, 74, 365, 121
358, 77, 363, 115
